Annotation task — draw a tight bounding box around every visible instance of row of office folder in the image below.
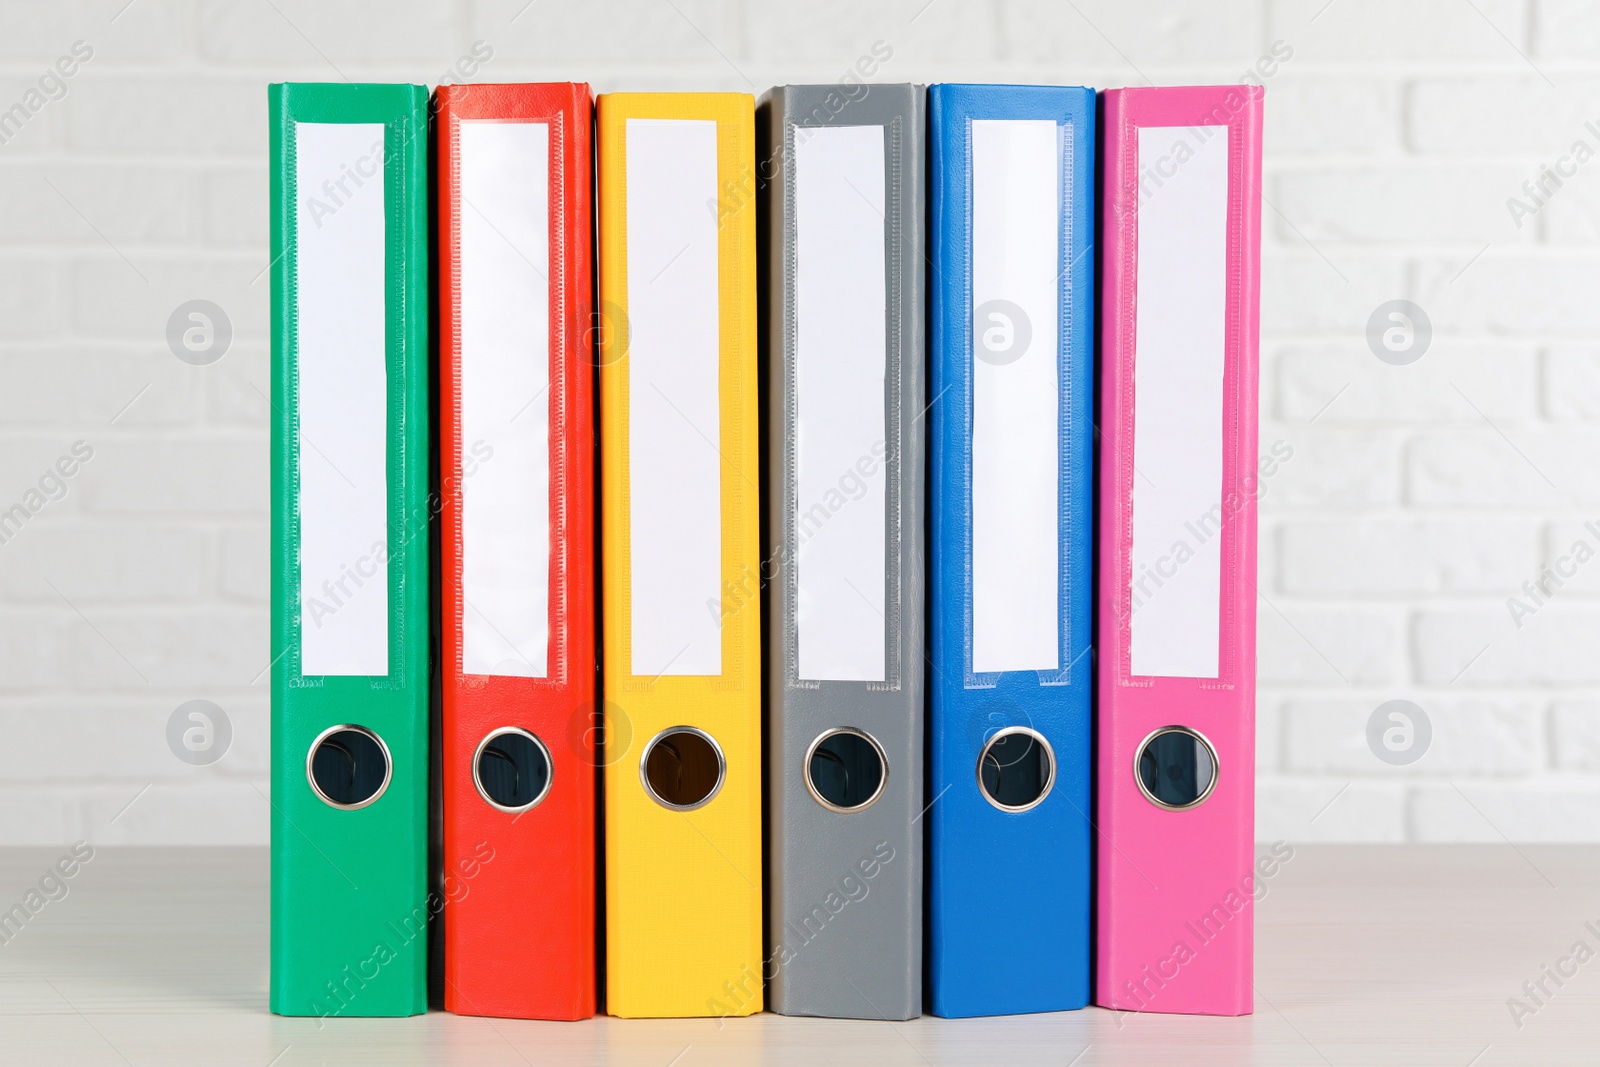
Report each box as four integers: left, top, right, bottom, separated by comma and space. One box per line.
268, 80, 1262, 1022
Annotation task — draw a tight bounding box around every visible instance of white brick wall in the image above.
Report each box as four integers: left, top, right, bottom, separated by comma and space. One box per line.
1, 0, 1596, 843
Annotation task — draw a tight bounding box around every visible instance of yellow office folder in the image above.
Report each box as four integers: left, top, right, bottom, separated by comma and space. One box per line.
597, 92, 763, 1018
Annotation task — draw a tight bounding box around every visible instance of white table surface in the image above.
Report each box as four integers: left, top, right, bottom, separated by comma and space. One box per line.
0, 844, 1590, 1065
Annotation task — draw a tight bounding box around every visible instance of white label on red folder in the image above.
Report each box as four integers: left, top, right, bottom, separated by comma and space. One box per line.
970, 119, 1061, 676
295, 121, 389, 677
795, 124, 887, 683
1130, 124, 1229, 679
626, 118, 723, 678
460, 120, 551, 678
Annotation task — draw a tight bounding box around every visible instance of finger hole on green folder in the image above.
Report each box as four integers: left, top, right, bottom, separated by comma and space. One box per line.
640, 727, 724, 812
805, 729, 888, 813
474, 727, 554, 814
1134, 726, 1219, 811
977, 727, 1055, 813
306, 725, 391, 810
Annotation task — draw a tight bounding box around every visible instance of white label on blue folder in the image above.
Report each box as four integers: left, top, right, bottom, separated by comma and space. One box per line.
1130, 124, 1229, 679
970, 119, 1061, 675
295, 121, 389, 677
795, 125, 888, 683
626, 118, 723, 678
460, 120, 551, 678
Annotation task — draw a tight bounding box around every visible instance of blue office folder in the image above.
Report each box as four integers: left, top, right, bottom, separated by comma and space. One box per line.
926, 83, 1095, 1017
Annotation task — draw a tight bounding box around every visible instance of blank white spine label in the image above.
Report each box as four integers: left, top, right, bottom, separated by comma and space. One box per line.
795, 125, 888, 682
626, 118, 723, 677
296, 121, 389, 677
1130, 124, 1229, 679
460, 121, 551, 678
970, 119, 1061, 675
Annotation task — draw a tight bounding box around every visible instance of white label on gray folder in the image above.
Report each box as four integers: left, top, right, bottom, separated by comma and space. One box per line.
795, 124, 888, 682
626, 118, 723, 678
1130, 125, 1229, 679
970, 119, 1061, 675
460, 120, 551, 678
295, 122, 389, 677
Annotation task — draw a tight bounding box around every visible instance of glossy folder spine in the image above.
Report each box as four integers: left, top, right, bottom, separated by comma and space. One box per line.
437, 82, 596, 1021
926, 83, 1096, 1018
760, 83, 926, 1021
268, 82, 430, 1018
596, 92, 763, 1019
1095, 85, 1263, 1017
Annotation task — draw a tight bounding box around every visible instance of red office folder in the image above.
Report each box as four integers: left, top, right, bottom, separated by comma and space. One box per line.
437, 82, 596, 1020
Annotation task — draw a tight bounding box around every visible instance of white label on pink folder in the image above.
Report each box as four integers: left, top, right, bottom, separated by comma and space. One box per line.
1130, 125, 1229, 679
971, 119, 1061, 676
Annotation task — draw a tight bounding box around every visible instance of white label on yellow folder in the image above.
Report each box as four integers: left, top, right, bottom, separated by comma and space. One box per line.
460, 120, 551, 679
970, 118, 1061, 676
1130, 125, 1228, 680
795, 124, 888, 683
296, 121, 389, 677
625, 118, 723, 678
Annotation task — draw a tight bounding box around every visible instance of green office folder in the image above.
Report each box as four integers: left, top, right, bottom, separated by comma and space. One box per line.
268, 83, 430, 1019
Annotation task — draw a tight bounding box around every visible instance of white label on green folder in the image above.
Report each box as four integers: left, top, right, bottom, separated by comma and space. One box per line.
970, 119, 1061, 675
460, 120, 551, 679
295, 121, 389, 677
1130, 125, 1228, 680
794, 124, 887, 683
625, 118, 723, 678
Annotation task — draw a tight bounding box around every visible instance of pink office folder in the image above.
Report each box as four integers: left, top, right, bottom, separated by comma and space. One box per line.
1095, 84, 1262, 1017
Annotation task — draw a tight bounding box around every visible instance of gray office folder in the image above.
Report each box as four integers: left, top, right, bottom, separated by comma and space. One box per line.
759, 83, 926, 1021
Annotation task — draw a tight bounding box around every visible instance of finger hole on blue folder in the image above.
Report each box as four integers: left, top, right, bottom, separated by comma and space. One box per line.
977, 727, 1055, 813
